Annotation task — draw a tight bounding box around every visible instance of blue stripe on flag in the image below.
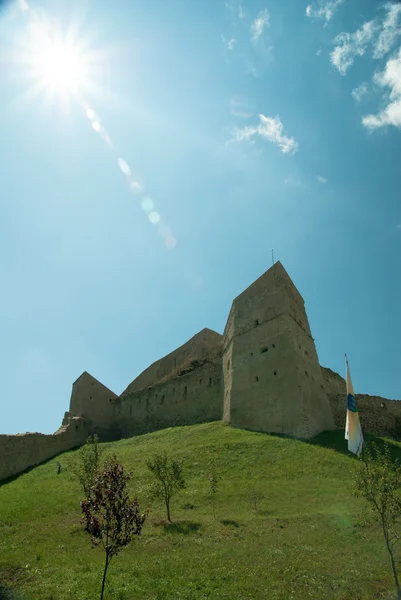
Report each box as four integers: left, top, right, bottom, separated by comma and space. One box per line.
347, 393, 357, 412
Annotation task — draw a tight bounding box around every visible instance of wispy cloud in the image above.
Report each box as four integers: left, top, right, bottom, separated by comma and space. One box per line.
306, 0, 344, 25
362, 47, 401, 129
316, 175, 328, 184
229, 114, 299, 155
251, 9, 270, 44
222, 35, 237, 51
352, 82, 368, 102
284, 175, 303, 187
229, 95, 254, 118
330, 4, 401, 75
373, 3, 401, 59
331, 20, 377, 75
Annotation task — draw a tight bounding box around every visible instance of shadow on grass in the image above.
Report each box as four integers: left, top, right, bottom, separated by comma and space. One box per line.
266, 429, 401, 462
220, 519, 239, 527
0, 588, 21, 600
153, 520, 202, 535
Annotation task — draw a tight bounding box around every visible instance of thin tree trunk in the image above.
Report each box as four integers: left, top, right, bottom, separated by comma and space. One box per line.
166, 499, 171, 522
382, 517, 400, 596
100, 552, 110, 600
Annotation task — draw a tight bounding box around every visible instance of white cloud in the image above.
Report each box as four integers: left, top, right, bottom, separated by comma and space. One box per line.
316, 175, 328, 184
222, 35, 237, 51
362, 47, 401, 129
251, 9, 270, 43
331, 4, 401, 75
331, 20, 377, 75
352, 82, 368, 102
373, 3, 401, 59
306, 0, 344, 24
230, 114, 299, 155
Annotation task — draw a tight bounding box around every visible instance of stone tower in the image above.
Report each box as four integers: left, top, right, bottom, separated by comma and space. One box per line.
222, 261, 335, 438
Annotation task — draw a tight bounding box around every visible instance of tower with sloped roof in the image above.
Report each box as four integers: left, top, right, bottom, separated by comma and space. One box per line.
222, 261, 335, 438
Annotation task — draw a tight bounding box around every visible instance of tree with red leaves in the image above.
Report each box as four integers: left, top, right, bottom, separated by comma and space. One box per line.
80, 455, 147, 600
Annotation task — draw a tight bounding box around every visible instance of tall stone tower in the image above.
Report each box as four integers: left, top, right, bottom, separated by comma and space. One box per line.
222, 261, 335, 438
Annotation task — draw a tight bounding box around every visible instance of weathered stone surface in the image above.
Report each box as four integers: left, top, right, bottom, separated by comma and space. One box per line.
223, 262, 335, 438
69, 372, 119, 441
121, 328, 222, 395
0, 415, 88, 483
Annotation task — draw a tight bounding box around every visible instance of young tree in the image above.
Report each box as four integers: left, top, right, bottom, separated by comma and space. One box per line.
72, 434, 103, 497
80, 455, 147, 600
353, 441, 401, 599
248, 487, 264, 512
146, 451, 185, 523
206, 454, 220, 519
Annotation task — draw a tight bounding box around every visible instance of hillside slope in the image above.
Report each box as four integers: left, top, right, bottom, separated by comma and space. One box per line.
1, 422, 400, 600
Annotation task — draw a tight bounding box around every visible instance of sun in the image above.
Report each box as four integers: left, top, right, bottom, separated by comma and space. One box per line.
11, 12, 108, 110
34, 40, 84, 92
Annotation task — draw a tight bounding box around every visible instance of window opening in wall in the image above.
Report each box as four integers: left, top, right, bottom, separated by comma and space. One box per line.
261, 346, 268, 354
184, 386, 187, 395
129, 406, 132, 415
173, 388, 175, 393
305, 350, 308, 356
255, 375, 259, 382
200, 379, 203, 384
305, 371, 308, 376
161, 395, 165, 404
272, 344, 275, 348
299, 345, 301, 350
254, 319, 259, 326
209, 378, 212, 386
321, 384, 324, 390
250, 352, 253, 356
274, 371, 277, 376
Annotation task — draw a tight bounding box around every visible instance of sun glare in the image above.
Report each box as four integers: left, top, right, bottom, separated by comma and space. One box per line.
35, 41, 83, 91
32, 42, 84, 93
11, 12, 107, 110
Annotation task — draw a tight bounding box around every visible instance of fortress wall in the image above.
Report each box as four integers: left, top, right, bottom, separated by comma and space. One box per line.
227, 310, 333, 437
222, 309, 235, 422
116, 361, 222, 438
69, 372, 119, 440
122, 329, 223, 396
0, 415, 88, 483
321, 367, 401, 440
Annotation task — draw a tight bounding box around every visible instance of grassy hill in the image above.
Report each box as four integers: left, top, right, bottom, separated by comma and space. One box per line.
1, 421, 401, 600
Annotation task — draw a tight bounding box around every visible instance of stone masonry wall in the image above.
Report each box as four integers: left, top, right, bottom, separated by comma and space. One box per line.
122, 329, 222, 395
0, 415, 88, 483
69, 372, 119, 441
322, 367, 401, 440
116, 360, 222, 438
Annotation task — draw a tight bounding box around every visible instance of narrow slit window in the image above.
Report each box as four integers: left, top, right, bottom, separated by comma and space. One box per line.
184, 386, 187, 395
254, 319, 259, 326
255, 375, 259, 382
274, 371, 277, 376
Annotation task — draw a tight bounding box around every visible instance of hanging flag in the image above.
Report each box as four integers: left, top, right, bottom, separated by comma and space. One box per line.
345, 354, 363, 456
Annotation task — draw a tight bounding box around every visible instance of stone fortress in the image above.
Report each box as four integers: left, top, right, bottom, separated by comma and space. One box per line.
1, 262, 400, 483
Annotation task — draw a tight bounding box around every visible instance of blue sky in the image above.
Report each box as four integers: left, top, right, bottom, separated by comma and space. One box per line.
0, 0, 400, 435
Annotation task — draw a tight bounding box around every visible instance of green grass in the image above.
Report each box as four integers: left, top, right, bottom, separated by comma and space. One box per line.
1, 421, 401, 600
